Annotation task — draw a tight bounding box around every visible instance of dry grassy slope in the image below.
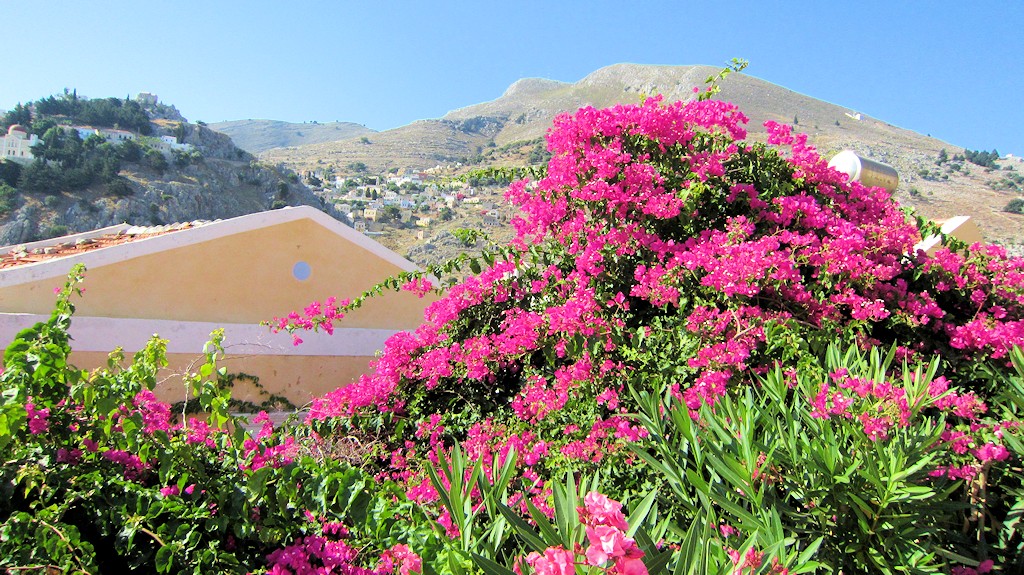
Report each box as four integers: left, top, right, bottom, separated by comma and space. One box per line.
263, 63, 1024, 250
261, 119, 496, 173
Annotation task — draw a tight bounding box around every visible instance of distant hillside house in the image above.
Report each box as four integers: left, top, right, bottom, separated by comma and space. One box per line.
154, 135, 194, 153
0, 206, 436, 407
69, 126, 138, 144
1, 124, 40, 163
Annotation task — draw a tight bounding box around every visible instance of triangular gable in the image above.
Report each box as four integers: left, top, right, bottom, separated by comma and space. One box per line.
0, 206, 430, 329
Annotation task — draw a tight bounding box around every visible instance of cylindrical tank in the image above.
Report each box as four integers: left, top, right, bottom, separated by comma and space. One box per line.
827, 150, 899, 193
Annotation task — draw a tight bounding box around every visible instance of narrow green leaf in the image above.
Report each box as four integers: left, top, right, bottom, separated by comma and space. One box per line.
471, 552, 517, 575
626, 489, 658, 538
495, 502, 548, 553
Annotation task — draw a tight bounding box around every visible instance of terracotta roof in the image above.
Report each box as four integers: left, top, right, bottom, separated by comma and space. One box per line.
0, 221, 212, 270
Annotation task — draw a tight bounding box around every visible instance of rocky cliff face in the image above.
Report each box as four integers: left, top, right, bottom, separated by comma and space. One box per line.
0, 122, 331, 246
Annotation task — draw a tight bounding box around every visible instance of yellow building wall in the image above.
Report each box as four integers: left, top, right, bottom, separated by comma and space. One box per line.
0, 218, 434, 329
1, 213, 439, 408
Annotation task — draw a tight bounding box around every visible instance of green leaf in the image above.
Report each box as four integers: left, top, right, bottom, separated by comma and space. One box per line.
495, 502, 547, 553
626, 489, 658, 538
471, 552, 517, 575
526, 498, 562, 548
155, 544, 175, 573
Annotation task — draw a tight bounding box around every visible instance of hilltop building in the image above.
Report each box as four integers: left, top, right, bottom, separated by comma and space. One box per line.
136, 92, 159, 106
1, 125, 40, 163
0, 206, 436, 407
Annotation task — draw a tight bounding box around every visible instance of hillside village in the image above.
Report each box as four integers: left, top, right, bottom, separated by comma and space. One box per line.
301, 165, 509, 239
0, 92, 327, 246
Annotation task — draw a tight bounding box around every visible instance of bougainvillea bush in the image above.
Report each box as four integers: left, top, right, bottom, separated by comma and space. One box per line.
3, 89, 1023, 574
282, 93, 1024, 572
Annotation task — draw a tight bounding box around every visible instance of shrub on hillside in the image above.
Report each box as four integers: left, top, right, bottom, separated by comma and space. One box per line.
1005, 197, 1024, 215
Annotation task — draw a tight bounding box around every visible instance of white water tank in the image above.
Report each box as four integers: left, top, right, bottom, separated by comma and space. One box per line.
828, 150, 899, 193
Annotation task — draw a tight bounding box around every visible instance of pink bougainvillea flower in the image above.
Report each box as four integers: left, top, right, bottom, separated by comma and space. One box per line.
25, 400, 50, 435
377, 543, 422, 575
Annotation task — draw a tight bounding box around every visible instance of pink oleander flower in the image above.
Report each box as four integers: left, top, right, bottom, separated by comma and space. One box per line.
580, 491, 629, 531
585, 525, 645, 569
952, 559, 994, 575
727, 547, 764, 574
524, 547, 576, 575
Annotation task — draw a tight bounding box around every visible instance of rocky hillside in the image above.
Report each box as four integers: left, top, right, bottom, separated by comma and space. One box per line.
0, 97, 330, 246
209, 119, 375, 154
255, 64, 1024, 251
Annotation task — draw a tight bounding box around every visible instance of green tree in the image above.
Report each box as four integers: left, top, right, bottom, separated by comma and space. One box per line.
0, 159, 22, 187
173, 122, 187, 143
18, 161, 61, 194
144, 148, 167, 173
116, 138, 142, 162
378, 205, 401, 223
1, 103, 32, 129
0, 182, 17, 216
104, 176, 133, 197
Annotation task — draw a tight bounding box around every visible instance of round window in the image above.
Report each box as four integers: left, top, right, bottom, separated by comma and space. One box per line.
292, 261, 311, 281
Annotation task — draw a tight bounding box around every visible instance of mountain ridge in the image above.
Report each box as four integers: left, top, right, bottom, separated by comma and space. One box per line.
209, 119, 374, 154
205, 63, 1024, 251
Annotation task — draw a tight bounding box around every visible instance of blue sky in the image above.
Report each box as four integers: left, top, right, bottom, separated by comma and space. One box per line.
3, 1, 1021, 155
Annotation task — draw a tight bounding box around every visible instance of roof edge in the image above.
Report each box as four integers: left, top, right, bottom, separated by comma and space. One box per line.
0, 223, 134, 254
0, 206, 420, 288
